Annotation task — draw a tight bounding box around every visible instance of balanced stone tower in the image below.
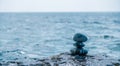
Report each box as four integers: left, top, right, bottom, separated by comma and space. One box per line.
71, 33, 88, 56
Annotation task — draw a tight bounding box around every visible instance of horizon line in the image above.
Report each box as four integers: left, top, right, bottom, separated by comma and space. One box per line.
0, 11, 120, 13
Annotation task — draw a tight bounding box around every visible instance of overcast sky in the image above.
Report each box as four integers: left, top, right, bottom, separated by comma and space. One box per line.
0, 0, 120, 12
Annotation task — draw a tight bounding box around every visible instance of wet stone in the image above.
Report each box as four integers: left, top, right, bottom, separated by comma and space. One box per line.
0, 52, 119, 66
74, 43, 85, 48
71, 33, 88, 56
73, 33, 88, 42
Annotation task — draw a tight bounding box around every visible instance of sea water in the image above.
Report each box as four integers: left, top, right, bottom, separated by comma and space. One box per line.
0, 12, 120, 62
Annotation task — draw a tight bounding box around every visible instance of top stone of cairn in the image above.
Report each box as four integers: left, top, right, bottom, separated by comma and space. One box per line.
73, 33, 88, 42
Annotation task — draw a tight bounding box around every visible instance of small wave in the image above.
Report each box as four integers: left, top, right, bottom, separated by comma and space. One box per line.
103, 35, 114, 39
113, 20, 120, 24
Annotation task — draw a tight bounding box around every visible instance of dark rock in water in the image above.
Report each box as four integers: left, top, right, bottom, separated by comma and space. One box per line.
104, 35, 114, 39
73, 33, 88, 42
0, 52, 119, 66
104, 35, 110, 39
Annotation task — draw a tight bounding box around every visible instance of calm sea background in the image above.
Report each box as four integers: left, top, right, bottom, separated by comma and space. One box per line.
0, 12, 120, 62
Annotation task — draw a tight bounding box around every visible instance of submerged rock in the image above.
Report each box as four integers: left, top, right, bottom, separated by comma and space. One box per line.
103, 35, 114, 39
0, 52, 119, 66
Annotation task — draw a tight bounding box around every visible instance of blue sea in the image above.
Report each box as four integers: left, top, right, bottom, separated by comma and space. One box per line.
0, 12, 120, 62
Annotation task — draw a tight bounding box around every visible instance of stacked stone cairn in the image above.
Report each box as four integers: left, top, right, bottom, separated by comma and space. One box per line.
71, 33, 88, 56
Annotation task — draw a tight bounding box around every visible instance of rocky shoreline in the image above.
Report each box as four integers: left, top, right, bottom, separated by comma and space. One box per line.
0, 52, 120, 66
